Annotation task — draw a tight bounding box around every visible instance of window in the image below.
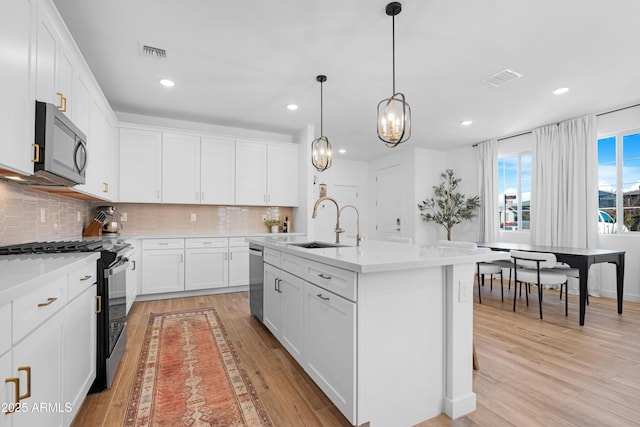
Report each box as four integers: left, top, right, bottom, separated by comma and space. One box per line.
498, 152, 531, 231
597, 130, 640, 233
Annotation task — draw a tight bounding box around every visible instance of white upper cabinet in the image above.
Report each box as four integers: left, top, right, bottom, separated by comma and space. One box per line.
162, 133, 201, 204
0, 0, 36, 175
119, 128, 162, 203
201, 137, 235, 205
235, 141, 267, 205
267, 143, 299, 207
235, 141, 299, 206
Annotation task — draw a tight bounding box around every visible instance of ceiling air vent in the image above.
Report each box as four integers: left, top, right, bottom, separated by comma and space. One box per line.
139, 44, 167, 59
483, 69, 522, 87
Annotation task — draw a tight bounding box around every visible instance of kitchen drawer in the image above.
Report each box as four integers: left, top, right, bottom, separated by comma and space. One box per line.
186, 237, 228, 249
264, 248, 281, 267
281, 252, 305, 278
13, 275, 68, 343
142, 238, 185, 250
0, 303, 10, 356
68, 258, 97, 300
229, 237, 249, 247
302, 259, 357, 302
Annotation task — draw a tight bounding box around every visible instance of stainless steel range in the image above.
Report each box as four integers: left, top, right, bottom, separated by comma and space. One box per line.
0, 239, 131, 392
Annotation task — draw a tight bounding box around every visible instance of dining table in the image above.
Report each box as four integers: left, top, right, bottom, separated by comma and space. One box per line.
477, 242, 625, 326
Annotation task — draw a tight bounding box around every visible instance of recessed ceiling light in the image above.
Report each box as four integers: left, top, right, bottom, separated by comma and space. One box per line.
553, 87, 569, 95
338, 149, 346, 154
286, 104, 298, 111
160, 79, 175, 87
460, 120, 473, 126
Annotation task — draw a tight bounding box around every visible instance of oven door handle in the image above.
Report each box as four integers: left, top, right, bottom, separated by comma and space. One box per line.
104, 258, 130, 278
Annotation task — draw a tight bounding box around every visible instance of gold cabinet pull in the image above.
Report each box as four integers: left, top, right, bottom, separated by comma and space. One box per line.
37, 297, 57, 308
318, 273, 332, 280
17, 366, 31, 400
31, 143, 40, 163
61, 96, 67, 112
316, 293, 330, 301
103, 182, 109, 193
56, 92, 64, 109
96, 295, 102, 314
80, 275, 92, 281
4, 377, 19, 414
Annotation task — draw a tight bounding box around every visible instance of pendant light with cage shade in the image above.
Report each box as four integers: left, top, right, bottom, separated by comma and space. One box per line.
377, 2, 411, 147
311, 75, 332, 172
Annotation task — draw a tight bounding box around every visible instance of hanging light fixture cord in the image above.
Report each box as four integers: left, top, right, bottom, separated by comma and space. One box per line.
392, 12, 396, 95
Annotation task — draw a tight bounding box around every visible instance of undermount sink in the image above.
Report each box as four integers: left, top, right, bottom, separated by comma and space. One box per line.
288, 241, 348, 249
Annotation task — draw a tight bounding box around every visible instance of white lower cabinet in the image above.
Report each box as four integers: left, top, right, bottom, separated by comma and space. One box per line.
228, 238, 249, 287
141, 239, 185, 294
0, 350, 13, 426
303, 281, 356, 423
262, 250, 356, 425
263, 264, 303, 364
185, 239, 228, 290
63, 283, 97, 426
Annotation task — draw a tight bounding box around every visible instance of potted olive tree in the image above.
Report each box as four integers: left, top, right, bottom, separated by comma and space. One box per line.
418, 169, 480, 240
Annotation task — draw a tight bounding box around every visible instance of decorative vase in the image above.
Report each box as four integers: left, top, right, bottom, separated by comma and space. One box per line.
270, 225, 279, 233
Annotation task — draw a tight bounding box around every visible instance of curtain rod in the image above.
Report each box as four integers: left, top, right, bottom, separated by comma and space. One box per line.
472, 102, 640, 147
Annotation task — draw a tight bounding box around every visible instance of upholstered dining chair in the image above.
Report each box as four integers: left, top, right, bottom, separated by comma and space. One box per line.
510, 250, 569, 319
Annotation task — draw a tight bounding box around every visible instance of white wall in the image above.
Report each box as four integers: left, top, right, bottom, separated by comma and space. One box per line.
293, 125, 314, 236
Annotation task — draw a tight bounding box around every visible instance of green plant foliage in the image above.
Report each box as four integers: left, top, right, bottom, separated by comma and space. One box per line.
417, 169, 480, 240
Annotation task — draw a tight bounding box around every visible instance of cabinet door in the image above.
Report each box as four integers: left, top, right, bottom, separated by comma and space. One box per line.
125, 248, 138, 315
200, 138, 235, 205
56, 47, 73, 119
72, 72, 90, 136
278, 270, 304, 364
267, 143, 299, 206
77, 99, 113, 199
185, 248, 228, 290
0, 350, 13, 426
141, 249, 185, 294
303, 281, 356, 424
162, 133, 201, 204
35, 3, 57, 106
235, 141, 267, 205
0, 0, 35, 175
62, 284, 96, 426
119, 128, 162, 202
263, 264, 281, 336
12, 313, 64, 427
228, 246, 249, 287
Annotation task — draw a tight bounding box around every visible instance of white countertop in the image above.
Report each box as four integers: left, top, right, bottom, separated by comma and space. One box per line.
120, 232, 305, 240
248, 236, 509, 273
0, 253, 100, 301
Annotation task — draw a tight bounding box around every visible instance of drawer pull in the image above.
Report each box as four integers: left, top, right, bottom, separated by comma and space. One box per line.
318, 273, 332, 280
4, 377, 19, 414
80, 275, 92, 281
37, 297, 57, 308
316, 293, 330, 301
131, 260, 136, 271
32, 143, 40, 162
96, 295, 102, 314
17, 366, 31, 400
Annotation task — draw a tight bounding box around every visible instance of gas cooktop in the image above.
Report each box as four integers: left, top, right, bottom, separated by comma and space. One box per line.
0, 239, 129, 256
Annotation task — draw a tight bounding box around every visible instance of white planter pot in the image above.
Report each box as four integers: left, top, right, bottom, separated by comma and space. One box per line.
271, 225, 279, 233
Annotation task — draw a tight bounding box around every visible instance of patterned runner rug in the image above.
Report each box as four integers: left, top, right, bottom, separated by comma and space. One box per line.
123, 308, 272, 427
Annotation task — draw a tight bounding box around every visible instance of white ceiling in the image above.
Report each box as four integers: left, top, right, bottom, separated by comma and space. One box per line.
52, 0, 640, 161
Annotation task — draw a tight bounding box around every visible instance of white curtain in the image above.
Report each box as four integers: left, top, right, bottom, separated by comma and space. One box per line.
476, 140, 499, 242
531, 115, 600, 294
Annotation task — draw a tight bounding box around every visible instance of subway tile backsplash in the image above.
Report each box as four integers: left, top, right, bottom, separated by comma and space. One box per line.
0, 181, 295, 245
0, 181, 93, 245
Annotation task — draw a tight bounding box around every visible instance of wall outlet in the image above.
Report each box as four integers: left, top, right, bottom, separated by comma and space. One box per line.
40, 208, 46, 223
191, 213, 197, 222
459, 281, 472, 303
76, 211, 81, 222
53, 222, 60, 229
120, 212, 128, 222
262, 214, 267, 221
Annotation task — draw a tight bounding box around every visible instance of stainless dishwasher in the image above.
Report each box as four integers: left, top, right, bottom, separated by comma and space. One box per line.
249, 243, 264, 321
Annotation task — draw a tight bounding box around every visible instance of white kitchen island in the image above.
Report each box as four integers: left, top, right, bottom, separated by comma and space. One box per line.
248, 236, 507, 427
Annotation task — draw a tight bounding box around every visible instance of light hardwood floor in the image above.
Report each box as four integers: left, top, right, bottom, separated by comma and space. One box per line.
72, 281, 640, 427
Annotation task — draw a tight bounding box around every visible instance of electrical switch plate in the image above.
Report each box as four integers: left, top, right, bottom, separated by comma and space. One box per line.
191, 213, 197, 222
120, 213, 128, 222
76, 211, 81, 222
40, 208, 46, 223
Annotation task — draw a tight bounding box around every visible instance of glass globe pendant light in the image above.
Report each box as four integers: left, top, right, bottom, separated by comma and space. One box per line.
377, 2, 411, 147
311, 75, 333, 172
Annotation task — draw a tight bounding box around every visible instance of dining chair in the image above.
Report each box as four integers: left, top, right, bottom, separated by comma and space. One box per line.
510, 250, 568, 319
553, 263, 589, 305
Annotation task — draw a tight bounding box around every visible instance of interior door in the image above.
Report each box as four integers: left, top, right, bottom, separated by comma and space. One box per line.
375, 164, 402, 240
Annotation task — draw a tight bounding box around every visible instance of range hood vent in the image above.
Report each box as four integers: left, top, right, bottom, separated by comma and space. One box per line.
139, 44, 167, 59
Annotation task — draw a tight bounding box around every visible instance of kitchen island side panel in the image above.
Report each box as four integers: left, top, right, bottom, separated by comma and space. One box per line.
357, 266, 445, 426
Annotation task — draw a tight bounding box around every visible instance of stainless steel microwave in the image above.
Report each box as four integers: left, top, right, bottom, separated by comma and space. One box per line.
32, 100, 87, 186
